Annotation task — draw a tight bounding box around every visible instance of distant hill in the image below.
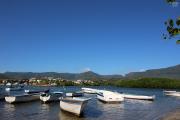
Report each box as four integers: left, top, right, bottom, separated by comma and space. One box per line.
1, 71, 101, 80
125, 64, 180, 79
1, 64, 180, 80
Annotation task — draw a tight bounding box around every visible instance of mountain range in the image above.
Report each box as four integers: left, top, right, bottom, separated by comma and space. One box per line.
0, 64, 180, 80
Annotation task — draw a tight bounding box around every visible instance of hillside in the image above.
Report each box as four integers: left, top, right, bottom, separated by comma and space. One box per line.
125, 64, 180, 79
1, 64, 180, 80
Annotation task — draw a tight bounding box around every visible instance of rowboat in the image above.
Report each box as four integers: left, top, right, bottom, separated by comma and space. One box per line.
5, 93, 40, 103
123, 94, 155, 101
66, 91, 83, 97
40, 92, 63, 103
81, 87, 99, 94
60, 97, 91, 116
97, 90, 124, 103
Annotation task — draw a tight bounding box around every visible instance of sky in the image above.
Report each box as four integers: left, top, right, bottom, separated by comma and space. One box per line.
0, 0, 180, 75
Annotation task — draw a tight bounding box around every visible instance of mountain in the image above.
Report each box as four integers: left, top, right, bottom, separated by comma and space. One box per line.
1, 71, 102, 80
1, 64, 180, 80
75, 71, 102, 80
125, 64, 180, 79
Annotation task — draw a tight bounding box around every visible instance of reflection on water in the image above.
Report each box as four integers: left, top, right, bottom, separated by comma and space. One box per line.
1, 86, 180, 120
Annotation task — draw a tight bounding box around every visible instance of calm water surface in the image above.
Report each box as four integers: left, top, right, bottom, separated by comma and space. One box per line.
0, 86, 180, 120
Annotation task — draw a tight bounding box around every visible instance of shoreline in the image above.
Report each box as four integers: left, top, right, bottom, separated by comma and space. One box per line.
161, 108, 180, 120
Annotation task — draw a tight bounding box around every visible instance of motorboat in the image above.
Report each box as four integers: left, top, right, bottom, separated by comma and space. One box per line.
123, 94, 155, 101
40, 91, 63, 103
60, 97, 91, 116
97, 90, 124, 103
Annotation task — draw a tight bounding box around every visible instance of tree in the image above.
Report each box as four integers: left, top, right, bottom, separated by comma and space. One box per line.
163, 0, 180, 44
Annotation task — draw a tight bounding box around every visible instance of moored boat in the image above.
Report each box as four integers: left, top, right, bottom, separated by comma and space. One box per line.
5, 93, 40, 103
124, 94, 155, 101
40, 91, 63, 103
97, 90, 124, 103
163, 90, 177, 94
60, 97, 91, 116
165, 92, 180, 97
81, 87, 99, 94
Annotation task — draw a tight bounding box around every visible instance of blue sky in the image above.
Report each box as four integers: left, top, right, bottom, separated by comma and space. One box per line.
0, 0, 179, 75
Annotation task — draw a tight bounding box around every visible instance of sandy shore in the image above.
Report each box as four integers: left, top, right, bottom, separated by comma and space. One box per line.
161, 108, 180, 120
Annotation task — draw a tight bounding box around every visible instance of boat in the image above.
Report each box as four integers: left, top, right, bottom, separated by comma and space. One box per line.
123, 94, 155, 101
25, 89, 50, 94
163, 90, 177, 94
60, 97, 91, 116
40, 91, 63, 103
5, 93, 40, 103
97, 90, 124, 103
165, 92, 180, 97
66, 91, 83, 97
81, 87, 99, 94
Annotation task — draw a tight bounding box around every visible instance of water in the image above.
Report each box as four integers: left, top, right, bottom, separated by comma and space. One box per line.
0, 86, 180, 120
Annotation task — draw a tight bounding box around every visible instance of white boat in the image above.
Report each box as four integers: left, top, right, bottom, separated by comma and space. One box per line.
124, 94, 155, 101
5, 93, 40, 103
163, 90, 177, 94
66, 92, 83, 97
165, 92, 180, 97
97, 90, 124, 103
81, 87, 99, 94
60, 97, 91, 116
40, 92, 63, 103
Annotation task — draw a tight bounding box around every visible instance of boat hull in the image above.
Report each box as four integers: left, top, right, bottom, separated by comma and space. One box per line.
5, 94, 40, 103
97, 94, 123, 103
165, 92, 180, 97
60, 98, 89, 116
124, 94, 155, 101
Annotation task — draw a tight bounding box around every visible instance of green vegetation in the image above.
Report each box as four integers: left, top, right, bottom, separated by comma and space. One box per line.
110, 78, 180, 89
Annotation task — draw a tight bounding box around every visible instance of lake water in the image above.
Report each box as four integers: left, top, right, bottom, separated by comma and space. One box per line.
0, 86, 180, 120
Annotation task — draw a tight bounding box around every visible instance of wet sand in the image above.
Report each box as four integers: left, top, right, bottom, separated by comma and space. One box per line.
161, 108, 180, 120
